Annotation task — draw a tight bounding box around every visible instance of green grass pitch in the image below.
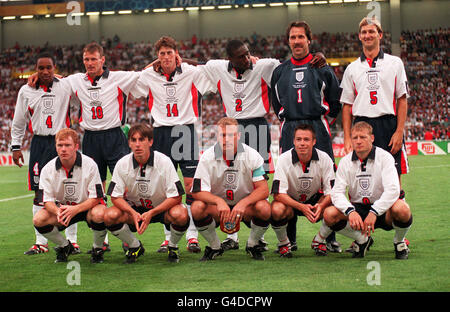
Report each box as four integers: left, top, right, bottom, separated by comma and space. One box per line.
0, 155, 448, 292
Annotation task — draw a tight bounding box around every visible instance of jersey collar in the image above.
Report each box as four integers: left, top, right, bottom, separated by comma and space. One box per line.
159, 66, 182, 82
351, 146, 376, 162
132, 149, 154, 169
55, 151, 82, 178
35, 77, 59, 92
352, 146, 376, 171
86, 67, 110, 86
360, 49, 384, 68
227, 61, 253, 79
290, 53, 313, 66
214, 142, 244, 165
291, 147, 319, 165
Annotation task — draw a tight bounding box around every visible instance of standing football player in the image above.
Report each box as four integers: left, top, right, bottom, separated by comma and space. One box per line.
131, 36, 215, 254
271, 21, 342, 253
11, 52, 80, 255
340, 17, 410, 252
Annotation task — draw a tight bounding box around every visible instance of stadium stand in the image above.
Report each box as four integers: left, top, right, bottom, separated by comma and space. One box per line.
0, 28, 448, 152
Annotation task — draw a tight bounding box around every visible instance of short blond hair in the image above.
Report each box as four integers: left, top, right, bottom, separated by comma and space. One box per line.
56, 128, 80, 146
359, 17, 383, 34
351, 121, 373, 135
217, 117, 238, 128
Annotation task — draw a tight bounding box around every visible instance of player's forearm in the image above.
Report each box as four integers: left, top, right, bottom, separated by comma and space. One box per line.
238, 181, 269, 207
274, 193, 300, 209
151, 196, 182, 217
342, 104, 353, 140
73, 198, 101, 214
111, 197, 137, 215
395, 96, 407, 134
44, 202, 60, 215
317, 195, 331, 209
192, 191, 227, 207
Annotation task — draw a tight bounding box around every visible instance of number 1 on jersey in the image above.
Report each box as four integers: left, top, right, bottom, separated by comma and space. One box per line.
297, 89, 302, 103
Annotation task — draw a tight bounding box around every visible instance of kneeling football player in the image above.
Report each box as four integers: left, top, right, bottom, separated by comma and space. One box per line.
325, 122, 413, 259
105, 123, 189, 264
271, 124, 338, 257
33, 129, 107, 264
191, 117, 271, 261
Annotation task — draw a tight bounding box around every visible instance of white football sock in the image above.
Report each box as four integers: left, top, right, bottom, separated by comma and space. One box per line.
169, 224, 185, 248
247, 220, 269, 248
92, 229, 107, 249
227, 232, 239, 242
44, 226, 69, 248
185, 204, 199, 241
272, 223, 289, 246
110, 224, 140, 248
337, 222, 368, 244
316, 222, 333, 243
197, 219, 221, 250
393, 223, 411, 244
33, 205, 48, 245
64, 223, 78, 243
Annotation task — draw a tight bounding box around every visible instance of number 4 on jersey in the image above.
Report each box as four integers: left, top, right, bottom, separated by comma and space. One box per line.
45, 116, 52, 128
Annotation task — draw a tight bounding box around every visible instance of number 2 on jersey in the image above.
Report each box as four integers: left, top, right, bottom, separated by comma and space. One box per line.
235, 99, 242, 112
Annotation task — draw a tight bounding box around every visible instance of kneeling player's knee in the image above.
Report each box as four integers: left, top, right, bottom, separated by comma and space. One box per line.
89, 205, 105, 223
190, 200, 206, 219
170, 205, 189, 225
33, 209, 49, 227
104, 207, 121, 225
271, 201, 286, 221
254, 200, 270, 220
323, 207, 340, 226
391, 200, 411, 223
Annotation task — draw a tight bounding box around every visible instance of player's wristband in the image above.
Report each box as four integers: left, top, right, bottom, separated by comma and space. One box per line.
369, 206, 379, 216
11, 145, 21, 152
344, 207, 355, 216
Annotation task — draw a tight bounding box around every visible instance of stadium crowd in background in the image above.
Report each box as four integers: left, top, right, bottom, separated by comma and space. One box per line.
0, 28, 448, 152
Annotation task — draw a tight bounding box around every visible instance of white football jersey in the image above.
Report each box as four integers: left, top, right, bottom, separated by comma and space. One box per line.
331, 146, 400, 216
200, 58, 279, 119
11, 78, 73, 148
65, 69, 140, 131
340, 51, 409, 118
272, 148, 335, 202
131, 63, 214, 127
107, 151, 185, 208
191, 143, 266, 206
39, 152, 104, 204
